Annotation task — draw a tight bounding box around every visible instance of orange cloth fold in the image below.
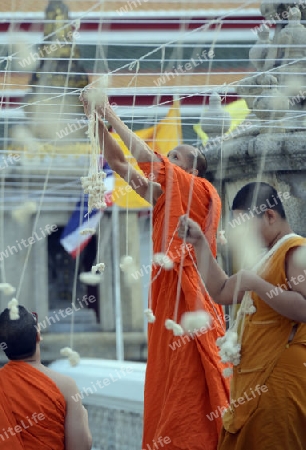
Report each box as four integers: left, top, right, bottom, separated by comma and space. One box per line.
139, 154, 230, 450
219, 235, 306, 450
0, 361, 65, 450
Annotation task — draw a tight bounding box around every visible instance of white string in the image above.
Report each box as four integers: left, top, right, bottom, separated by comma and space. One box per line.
0, 57, 11, 286
0, 1, 104, 67
15, 27, 79, 311
7, 0, 257, 116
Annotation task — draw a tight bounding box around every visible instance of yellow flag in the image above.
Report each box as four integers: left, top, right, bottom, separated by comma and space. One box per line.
193, 99, 250, 146
111, 100, 182, 208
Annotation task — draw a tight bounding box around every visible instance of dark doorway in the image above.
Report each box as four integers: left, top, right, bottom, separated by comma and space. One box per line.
47, 226, 100, 332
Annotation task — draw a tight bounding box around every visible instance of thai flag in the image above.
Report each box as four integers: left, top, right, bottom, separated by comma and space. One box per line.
60, 160, 114, 258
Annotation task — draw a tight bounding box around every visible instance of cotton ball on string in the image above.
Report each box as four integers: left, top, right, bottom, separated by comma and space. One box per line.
11, 201, 37, 224
80, 172, 108, 213
292, 245, 306, 269
144, 308, 156, 323
60, 347, 80, 367
223, 367, 233, 378
216, 330, 241, 366
152, 253, 174, 270
8, 298, 20, 320
181, 311, 212, 334
217, 230, 227, 245
120, 255, 139, 285
165, 319, 184, 336
0, 283, 16, 296
165, 319, 175, 330
84, 75, 110, 112
79, 271, 101, 286
91, 263, 105, 274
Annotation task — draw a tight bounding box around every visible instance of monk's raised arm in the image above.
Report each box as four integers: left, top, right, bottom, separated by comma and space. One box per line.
97, 101, 160, 163
80, 88, 159, 163
178, 215, 244, 305
97, 118, 162, 204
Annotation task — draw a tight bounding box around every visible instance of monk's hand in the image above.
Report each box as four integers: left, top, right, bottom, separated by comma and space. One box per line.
178, 215, 204, 246
80, 86, 109, 118
79, 87, 93, 118
233, 269, 260, 292
95, 97, 112, 120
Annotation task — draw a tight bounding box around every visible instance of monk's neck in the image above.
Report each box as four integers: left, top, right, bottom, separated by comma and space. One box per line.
22, 349, 41, 366
268, 224, 293, 249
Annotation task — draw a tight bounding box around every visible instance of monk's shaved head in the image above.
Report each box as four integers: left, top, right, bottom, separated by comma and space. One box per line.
0, 306, 37, 360
167, 145, 207, 178
232, 182, 286, 218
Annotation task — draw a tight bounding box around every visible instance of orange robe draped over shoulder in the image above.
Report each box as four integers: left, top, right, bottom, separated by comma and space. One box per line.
219, 235, 306, 450
0, 361, 65, 450
138, 155, 229, 450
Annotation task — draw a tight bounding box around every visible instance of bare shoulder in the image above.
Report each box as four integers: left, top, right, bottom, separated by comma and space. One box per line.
286, 246, 306, 297
35, 365, 78, 400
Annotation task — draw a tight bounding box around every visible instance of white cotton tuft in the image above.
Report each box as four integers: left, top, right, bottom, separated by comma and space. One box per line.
119, 255, 139, 285
216, 336, 226, 347
0, 283, 16, 296
180, 311, 212, 333
165, 319, 175, 330
224, 330, 238, 343
79, 272, 101, 286
60, 347, 72, 357
12, 201, 37, 224
217, 329, 241, 366
120, 255, 134, 271
173, 323, 184, 336
68, 351, 80, 367
80, 228, 96, 236
223, 367, 233, 378
8, 298, 19, 320
240, 293, 256, 315
144, 308, 156, 323
81, 173, 108, 214
86, 75, 110, 110
292, 246, 306, 269
165, 319, 184, 336
60, 347, 80, 367
218, 230, 227, 245
152, 253, 174, 270
91, 263, 105, 274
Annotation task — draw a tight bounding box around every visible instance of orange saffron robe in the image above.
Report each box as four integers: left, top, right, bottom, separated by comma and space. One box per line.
0, 361, 65, 449
218, 235, 306, 450
138, 155, 230, 450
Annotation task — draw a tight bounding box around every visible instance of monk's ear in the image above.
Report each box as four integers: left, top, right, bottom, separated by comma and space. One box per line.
36, 330, 42, 343
263, 209, 277, 224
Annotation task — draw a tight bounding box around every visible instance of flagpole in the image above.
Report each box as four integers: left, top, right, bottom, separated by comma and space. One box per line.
112, 204, 124, 361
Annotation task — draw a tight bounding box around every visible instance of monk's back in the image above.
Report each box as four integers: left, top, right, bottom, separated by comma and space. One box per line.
0, 361, 66, 450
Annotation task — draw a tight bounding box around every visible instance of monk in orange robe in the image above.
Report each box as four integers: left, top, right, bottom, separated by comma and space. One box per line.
80, 92, 230, 450
179, 181, 306, 450
0, 305, 92, 450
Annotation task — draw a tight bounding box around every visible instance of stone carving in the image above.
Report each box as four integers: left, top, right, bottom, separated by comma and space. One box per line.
249, 24, 272, 71
200, 92, 232, 137
23, 0, 88, 141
